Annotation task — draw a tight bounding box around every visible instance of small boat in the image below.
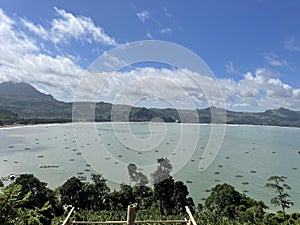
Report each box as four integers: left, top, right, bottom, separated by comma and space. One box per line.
8, 145, 14, 148
69, 159, 75, 161
37, 155, 44, 158
25, 147, 30, 150
186, 180, 193, 183
235, 175, 243, 178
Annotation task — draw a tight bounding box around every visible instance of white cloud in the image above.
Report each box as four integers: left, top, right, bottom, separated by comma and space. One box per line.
163, 7, 172, 18
263, 52, 288, 67
225, 61, 241, 75
1, 8, 300, 111
75, 66, 300, 112
21, 7, 117, 46
136, 10, 150, 22
284, 36, 300, 52
0, 8, 85, 101
21, 18, 48, 39
219, 68, 300, 111
146, 32, 153, 39
160, 27, 172, 35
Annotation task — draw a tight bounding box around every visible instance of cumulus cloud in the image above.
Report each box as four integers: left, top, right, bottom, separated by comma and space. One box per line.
0, 8, 85, 101
263, 52, 288, 67
1, 8, 299, 111
219, 68, 300, 111
75, 66, 300, 111
21, 7, 117, 46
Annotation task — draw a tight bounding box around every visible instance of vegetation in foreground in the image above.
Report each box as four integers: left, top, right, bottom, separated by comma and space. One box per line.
0, 158, 299, 225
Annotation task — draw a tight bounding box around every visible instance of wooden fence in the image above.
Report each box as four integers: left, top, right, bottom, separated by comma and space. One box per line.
62, 204, 197, 225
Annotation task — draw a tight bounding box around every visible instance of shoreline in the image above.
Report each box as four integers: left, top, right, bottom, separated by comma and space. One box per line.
1, 121, 300, 130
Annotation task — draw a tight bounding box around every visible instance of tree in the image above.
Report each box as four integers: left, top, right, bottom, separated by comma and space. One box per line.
204, 183, 267, 222
0, 184, 28, 224
265, 175, 294, 217
59, 177, 84, 210
12, 174, 60, 223
173, 181, 194, 213
127, 164, 138, 186
110, 184, 136, 210
13, 174, 55, 209
83, 173, 110, 210
205, 183, 242, 219
152, 158, 175, 215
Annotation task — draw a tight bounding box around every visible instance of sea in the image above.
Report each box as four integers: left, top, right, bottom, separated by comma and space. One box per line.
0, 122, 299, 211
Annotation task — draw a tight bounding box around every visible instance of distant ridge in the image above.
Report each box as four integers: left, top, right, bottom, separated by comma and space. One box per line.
0, 81, 54, 101
0, 81, 300, 127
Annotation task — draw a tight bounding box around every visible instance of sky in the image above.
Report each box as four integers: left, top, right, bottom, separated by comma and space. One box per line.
0, 0, 300, 111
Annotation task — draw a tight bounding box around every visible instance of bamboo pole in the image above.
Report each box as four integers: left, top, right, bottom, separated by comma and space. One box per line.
62, 207, 75, 225
185, 207, 197, 225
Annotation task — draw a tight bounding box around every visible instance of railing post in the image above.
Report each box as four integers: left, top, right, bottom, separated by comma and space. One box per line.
127, 204, 137, 225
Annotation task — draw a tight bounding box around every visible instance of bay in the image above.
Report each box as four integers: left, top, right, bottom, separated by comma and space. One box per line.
0, 123, 299, 211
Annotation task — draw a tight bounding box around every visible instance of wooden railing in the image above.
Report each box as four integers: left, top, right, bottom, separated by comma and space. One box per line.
62, 204, 197, 225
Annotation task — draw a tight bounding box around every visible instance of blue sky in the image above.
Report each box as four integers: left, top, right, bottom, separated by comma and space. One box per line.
0, 0, 300, 111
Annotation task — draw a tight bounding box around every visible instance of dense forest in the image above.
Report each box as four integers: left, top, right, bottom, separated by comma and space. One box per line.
0, 158, 299, 225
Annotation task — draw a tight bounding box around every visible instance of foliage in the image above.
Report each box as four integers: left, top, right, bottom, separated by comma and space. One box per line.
204, 183, 268, 223
265, 176, 294, 217
58, 176, 85, 210
0, 166, 298, 224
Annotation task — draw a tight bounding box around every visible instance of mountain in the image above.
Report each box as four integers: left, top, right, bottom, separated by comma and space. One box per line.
1, 81, 300, 127
0, 82, 54, 100
0, 82, 71, 119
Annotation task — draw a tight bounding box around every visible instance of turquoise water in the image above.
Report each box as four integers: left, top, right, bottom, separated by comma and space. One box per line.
0, 123, 299, 211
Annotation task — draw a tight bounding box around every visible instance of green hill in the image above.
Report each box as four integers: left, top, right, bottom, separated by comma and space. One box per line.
1, 81, 300, 127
